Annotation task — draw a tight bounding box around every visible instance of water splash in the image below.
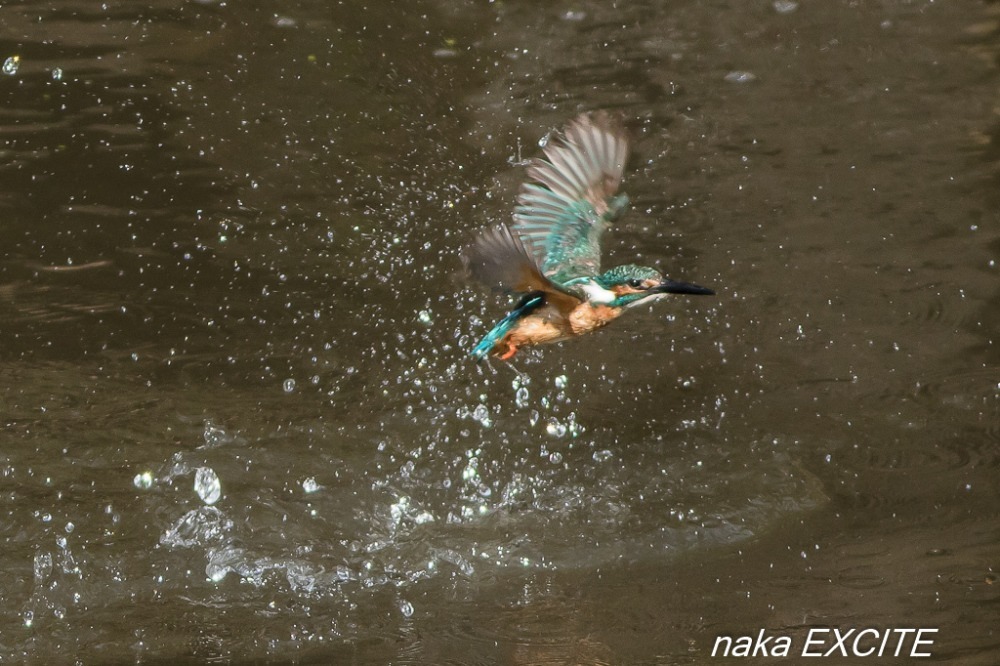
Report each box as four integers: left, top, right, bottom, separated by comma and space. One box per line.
201, 420, 233, 448
514, 386, 530, 408
133, 470, 154, 489
194, 467, 221, 505
2, 55, 19, 76
160, 507, 233, 548
33, 552, 53, 583
206, 546, 245, 583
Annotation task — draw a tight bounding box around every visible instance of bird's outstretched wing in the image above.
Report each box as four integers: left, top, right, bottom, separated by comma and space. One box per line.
512, 112, 630, 284
463, 224, 582, 314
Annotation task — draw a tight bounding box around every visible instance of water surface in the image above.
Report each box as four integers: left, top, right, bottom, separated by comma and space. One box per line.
1, 0, 998, 663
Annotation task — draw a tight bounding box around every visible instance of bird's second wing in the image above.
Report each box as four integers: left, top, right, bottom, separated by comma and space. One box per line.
463, 224, 582, 314
513, 112, 630, 284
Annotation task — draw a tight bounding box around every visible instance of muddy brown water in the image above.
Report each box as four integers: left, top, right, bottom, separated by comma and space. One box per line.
1, 1, 998, 663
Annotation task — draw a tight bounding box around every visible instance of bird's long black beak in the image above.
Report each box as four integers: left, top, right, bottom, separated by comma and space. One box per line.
652, 279, 715, 296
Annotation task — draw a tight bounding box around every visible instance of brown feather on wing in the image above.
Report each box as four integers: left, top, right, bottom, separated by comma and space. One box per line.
462, 224, 581, 314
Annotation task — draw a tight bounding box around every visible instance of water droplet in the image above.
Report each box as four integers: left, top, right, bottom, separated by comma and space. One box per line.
545, 419, 567, 438
206, 546, 245, 584
283, 378, 296, 393
51, 67, 63, 80
399, 599, 414, 617
206, 560, 230, 583
302, 477, 321, 493
3, 56, 20, 76
548, 451, 563, 464
33, 552, 53, 583
514, 387, 530, 408
554, 374, 568, 389
194, 467, 221, 505
390, 495, 410, 524
160, 507, 232, 548
592, 449, 614, 463
472, 404, 492, 428
133, 471, 154, 489
202, 421, 228, 447
400, 460, 415, 478
566, 413, 582, 437
773, 0, 798, 13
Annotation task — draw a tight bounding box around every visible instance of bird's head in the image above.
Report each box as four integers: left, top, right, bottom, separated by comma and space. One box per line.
595, 264, 714, 308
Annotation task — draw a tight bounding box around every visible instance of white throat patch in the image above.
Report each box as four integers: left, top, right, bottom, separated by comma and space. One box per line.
578, 280, 616, 304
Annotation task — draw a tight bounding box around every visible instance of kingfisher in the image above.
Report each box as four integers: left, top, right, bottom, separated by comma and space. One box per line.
463, 111, 714, 361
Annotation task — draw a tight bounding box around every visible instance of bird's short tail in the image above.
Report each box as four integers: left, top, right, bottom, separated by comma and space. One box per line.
469, 293, 545, 362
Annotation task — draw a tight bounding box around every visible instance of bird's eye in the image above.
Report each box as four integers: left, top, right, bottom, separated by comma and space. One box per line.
627, 278, 644, 288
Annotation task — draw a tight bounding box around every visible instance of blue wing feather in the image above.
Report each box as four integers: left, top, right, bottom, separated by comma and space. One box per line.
511, 112, 630, 284
469, 293, 545, 362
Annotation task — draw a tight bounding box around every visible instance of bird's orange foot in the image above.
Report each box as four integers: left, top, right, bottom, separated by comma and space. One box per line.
498, 346, 518, 361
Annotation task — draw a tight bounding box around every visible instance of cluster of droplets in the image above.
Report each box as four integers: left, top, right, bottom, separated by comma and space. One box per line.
1, 54, 63, 79
22, 525, 82, 628
132, 424, 249, 584
121, 352, 662, 626
512, 373, 583, 440
348, 361, 611, 584
453, 398, 495, 431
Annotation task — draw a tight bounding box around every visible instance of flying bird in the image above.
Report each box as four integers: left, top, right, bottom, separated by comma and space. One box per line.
464, 112, 713, 361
